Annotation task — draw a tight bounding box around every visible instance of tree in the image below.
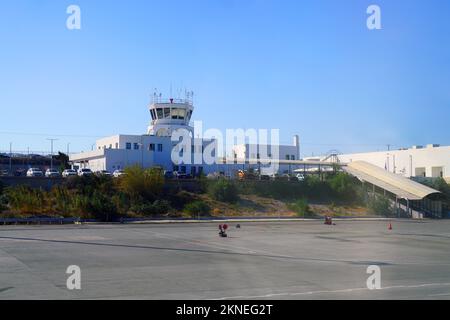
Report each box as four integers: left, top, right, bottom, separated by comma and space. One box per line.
208, 179, 239, 203
119, 165, 164, 202
54, 152, 70, 170
328, 172, 360, 202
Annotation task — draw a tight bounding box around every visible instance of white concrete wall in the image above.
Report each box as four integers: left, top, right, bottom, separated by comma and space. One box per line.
72, 134, 220, 175
337, 145, 450, 180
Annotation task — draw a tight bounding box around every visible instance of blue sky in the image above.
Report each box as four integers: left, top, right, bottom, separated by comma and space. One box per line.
0, 0, 449, 157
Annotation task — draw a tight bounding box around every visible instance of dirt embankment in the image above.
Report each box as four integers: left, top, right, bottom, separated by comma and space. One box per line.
185, 193, 373, 218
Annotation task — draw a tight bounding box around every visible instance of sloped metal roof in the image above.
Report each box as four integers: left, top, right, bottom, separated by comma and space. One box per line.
343, 161, 441, 200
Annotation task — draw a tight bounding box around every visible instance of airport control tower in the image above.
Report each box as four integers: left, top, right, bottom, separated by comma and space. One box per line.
147, 91, 194, 137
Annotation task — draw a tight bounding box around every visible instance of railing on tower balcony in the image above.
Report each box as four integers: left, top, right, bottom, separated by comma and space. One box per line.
150, 97, 193, 106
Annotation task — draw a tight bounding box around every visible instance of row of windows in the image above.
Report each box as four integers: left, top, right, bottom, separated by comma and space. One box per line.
125, 142, 163, 152
248, 153, 295, 160
249, 153, 273, 159
150, 108, 193, 121
172, 165, 204, 175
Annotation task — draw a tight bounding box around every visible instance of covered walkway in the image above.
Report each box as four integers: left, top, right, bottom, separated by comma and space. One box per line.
343, 161, 443, 218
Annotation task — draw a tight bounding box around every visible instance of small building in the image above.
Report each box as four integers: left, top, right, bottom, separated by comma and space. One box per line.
336, 144, 450, 183
70, 95, 300, 176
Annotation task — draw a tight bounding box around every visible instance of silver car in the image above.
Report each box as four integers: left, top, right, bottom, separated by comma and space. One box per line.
62, 169, 77, 178
78, 168, 93, 177
113, 170, 125, 178
27, 168, 44, 177
45, 169, 60, 178
96, 170, 112, 177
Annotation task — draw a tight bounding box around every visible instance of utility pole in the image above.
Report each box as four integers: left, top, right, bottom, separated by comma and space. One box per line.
409, 155, 413, 178
67, 142, 70, 156
9, 142, 12, 175
47, 138, 58, 170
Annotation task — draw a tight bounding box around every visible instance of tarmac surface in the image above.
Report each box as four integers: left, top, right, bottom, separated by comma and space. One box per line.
1, 220, 450, 300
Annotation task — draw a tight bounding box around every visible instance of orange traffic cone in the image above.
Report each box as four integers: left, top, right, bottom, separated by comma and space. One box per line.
388, 222, 392, 230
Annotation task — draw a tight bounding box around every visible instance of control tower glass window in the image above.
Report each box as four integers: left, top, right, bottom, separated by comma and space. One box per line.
156, 108, 164, 119
163, 108, 170, 118
150, 109, 156, 120
171, 108, 186, 120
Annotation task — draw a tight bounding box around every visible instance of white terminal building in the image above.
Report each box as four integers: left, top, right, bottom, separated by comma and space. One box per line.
70, 93, 450, 183
305, 145, 450, 183
70, 94, 300, 176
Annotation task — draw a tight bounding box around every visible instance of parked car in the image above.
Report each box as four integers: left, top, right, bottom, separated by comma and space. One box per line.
45, 169, 61, 178
0, 169, 9, 176
26, 168, 44, 177
113, 169, 125, 178
62, 169, 77, 178
173, 171, 187, 179
14, 168, 26, 177
96, 170, 112, 177
78, 168, 93, 177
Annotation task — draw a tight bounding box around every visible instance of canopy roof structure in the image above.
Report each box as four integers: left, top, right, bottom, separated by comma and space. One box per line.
344, 161, 441, 201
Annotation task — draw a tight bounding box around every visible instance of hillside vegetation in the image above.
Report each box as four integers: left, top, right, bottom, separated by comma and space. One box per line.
0, 166, 414, 221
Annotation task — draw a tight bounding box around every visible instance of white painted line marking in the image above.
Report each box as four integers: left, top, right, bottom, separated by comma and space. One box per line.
211, 282, 450, 300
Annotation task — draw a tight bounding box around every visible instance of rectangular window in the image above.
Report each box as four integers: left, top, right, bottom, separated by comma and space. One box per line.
164, 108, 170, 118
134, 143, 139, 150
149, 143, 155, 151
157, 144, 163, 152
171, 108, 186, 120
291, 155, 295, 160
126, 143, 131, 150
156, 108, 163, 119
285, 155, 290, 160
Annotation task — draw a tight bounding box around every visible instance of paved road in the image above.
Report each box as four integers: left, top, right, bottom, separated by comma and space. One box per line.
1, 220, 450, 299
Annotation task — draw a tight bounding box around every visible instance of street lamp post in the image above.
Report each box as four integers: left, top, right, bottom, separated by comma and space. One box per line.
47, 138, 58, 170
409, 155, 413, 178
9, 142, 12, 175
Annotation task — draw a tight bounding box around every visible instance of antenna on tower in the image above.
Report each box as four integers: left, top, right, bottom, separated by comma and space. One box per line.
153, 88, 158, 103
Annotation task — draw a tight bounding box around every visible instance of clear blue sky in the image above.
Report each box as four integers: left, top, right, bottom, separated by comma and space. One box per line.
1, 0, 449, 157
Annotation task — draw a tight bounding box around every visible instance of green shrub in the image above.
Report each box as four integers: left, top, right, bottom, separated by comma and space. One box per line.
184, 200, 211, 217
49, 186, 72, 215
87, 191, 117, 221
163, 190, 191, 210
208, 179, 239, 203
0, 194, 8, 212
367, 195, 393, 217
5, 186, 46, 214
327, 172, 360, 202
130, 200, 170, 216
120, 165, 164, 202
289, 198, 314, 218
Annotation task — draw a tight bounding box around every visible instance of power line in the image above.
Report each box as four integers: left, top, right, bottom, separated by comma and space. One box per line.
0, 131, 104, 138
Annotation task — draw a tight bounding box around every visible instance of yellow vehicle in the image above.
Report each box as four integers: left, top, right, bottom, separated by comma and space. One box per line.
237, 169, 257, 180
